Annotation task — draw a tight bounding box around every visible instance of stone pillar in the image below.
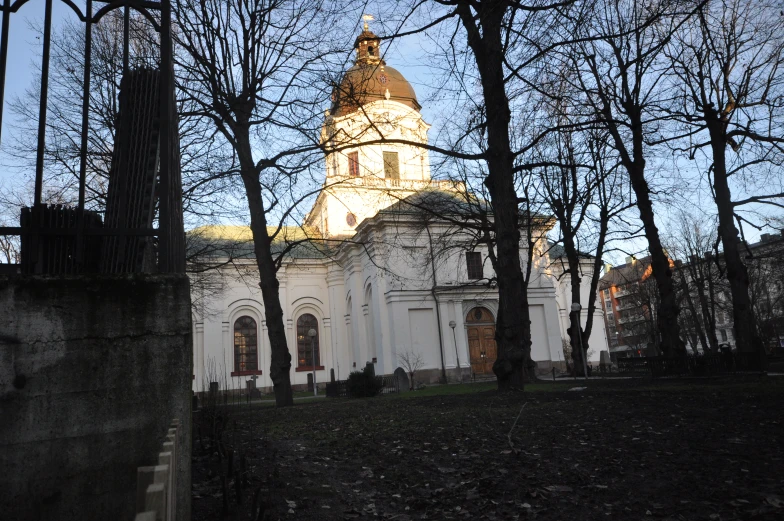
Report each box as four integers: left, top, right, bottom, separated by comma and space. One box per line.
453, 300, 468, 380
221, 321, 231, 385
323, 317, 332, 371
345, 313, 354, 375
261, 319, 268, 388
326, 265, 344, 379
194, 322, 204, 390
362, 303, 371, 365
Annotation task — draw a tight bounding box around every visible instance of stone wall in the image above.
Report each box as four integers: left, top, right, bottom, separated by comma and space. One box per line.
0, 274, 192, 521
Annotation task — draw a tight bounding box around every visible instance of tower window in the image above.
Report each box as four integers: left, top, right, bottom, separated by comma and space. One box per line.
466, 252, 483, 280
368, 45, 375, 56
348, 152, 359, 177
383, 151, 400, 180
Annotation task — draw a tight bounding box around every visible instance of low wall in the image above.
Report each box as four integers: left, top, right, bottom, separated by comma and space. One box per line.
0, 274, 192, 521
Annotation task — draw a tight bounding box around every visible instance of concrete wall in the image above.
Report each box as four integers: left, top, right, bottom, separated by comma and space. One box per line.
0, 274, 192, 521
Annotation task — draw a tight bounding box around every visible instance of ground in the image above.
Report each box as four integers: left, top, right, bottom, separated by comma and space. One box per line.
192, 377, 784, 520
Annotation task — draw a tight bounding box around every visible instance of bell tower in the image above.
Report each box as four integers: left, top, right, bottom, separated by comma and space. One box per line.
354, 15, 382, 65
305, 19, 437, 238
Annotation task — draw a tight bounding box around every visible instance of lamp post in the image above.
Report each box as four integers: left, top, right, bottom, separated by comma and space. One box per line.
308, 328, 317, 396
449, 320, 460, 382
571, 303, 589, 380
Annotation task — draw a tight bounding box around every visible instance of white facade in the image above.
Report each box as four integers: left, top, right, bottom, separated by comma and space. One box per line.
190, 33, 607, 391
549, 254, 609, 365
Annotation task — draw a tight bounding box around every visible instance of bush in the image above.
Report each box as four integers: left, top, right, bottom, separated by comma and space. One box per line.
347, 367, 382, 398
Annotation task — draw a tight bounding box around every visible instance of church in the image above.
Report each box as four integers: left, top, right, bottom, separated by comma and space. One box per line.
190, 25, 607, 392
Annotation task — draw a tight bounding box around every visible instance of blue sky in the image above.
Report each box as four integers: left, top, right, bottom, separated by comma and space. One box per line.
0, 2, 435, 185
0, 1, 79, 184
0, 2, 775, 260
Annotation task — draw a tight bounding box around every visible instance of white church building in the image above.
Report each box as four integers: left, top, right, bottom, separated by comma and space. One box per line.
190, 26, 607, 392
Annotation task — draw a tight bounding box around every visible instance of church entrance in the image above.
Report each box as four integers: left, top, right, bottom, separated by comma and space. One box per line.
466, 307, 496, 375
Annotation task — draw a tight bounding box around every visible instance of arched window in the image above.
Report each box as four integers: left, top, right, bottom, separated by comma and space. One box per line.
233, 316, 258, 374
296, 314, 320, 369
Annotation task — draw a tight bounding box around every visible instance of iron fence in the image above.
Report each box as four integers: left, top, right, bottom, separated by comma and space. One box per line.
325, 374, 400, 398
0, 0, 184, 275
616, 351, 767, 377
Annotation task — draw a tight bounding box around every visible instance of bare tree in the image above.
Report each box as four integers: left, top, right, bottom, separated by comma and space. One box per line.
667, 212, 723, 353
409, 0, 584, 390
663, 0, 784, 363
173, 0, 349, 406
397, 350, 425, 390
536, 114, 632, 374
563, 0, 702, 357
4, 11, 160, 211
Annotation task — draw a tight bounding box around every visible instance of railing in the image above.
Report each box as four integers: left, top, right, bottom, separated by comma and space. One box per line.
616, 300, 638, 311
338, 176, 463, 191
135, 419, 180, 521
618, 315, 645, 325
616, 351, 767, 377
325, 374, 400, 397
0, 1, 184, 275
378, 374, 400, 395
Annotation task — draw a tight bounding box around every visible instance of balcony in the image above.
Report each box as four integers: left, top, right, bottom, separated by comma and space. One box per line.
329, 176, 464, 191
618, 315, 645, 325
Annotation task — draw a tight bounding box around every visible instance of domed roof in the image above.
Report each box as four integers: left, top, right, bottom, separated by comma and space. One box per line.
330, 26, 420, 116
330, 63, 420, 116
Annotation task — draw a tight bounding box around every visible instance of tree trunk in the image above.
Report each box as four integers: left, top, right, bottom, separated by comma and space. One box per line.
238, 146, 293, 407
691, 261, 719, 352
677, 263, 709, 353
705, 115, 762, 365
625, 161, 687, 357
563, 231, 586, 376
456, 1, 532, 391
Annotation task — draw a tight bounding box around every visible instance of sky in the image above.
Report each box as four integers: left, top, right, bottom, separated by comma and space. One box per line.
0, 2, 437, 184
0, 0, 80, 184
0, 1, 777, 264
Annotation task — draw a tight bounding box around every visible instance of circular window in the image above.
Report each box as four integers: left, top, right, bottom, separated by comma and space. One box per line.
346, 213, 357, 226
379, 73, 388, 84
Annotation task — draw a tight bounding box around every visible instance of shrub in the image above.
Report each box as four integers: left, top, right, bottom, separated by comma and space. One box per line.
347, 368, 382, 398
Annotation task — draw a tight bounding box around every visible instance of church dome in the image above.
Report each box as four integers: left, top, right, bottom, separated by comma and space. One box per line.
330, 28, 420, 116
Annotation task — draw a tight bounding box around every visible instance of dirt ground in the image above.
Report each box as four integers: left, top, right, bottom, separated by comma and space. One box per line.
191, 377, 784, 521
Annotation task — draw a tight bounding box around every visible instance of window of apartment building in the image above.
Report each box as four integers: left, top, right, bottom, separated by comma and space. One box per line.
383, 151, 400, 180
720, 329, 728, 342
348, 152, 360, 177
466, 252, 483, 280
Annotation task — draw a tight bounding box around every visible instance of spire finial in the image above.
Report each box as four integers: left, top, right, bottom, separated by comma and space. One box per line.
362, 14, 374, 31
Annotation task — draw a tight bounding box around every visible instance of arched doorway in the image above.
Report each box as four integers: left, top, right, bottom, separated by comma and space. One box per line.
466, 307, 496, 375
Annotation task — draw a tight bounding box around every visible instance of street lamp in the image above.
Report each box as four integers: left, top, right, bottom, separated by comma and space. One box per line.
449, 320, 460, 382
571, 303, 589, 380
308, 328, 318, 396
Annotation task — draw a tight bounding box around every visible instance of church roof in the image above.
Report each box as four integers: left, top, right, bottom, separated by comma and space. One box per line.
187, 225, 326, 260
546, 241, 595, 261
379, 188, 486, 216
376, 188, 553, 228
330, 28, 420, 116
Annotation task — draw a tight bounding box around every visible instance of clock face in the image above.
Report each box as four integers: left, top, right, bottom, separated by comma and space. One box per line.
379, 73, 388, 84
346, 213, 357, 226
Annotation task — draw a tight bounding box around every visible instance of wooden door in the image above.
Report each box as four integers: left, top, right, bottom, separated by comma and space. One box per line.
481, 326, 497, 373
468, 327, 485, 374
466, 307, 497, 375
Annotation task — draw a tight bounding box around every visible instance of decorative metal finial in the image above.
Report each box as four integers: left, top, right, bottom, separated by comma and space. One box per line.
362, 14, 374, 31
